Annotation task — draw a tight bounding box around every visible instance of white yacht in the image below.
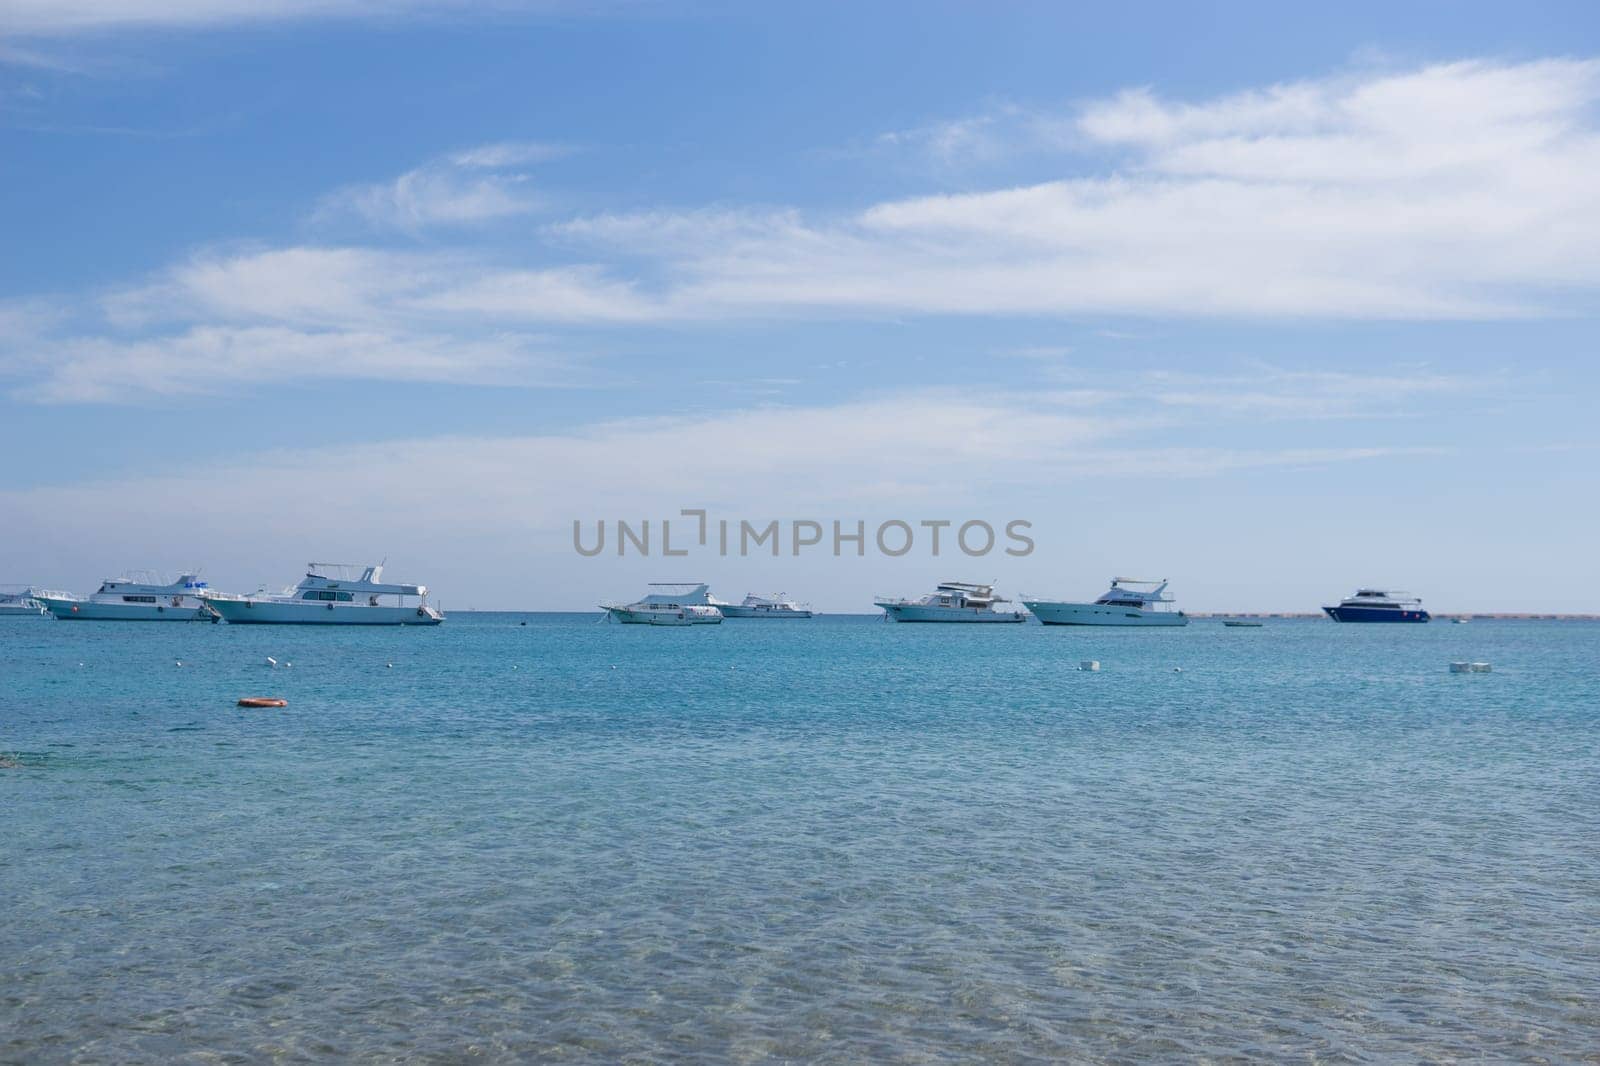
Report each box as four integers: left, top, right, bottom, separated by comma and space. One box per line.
711, 593, 814, 619
1023, 578, 1189, 627
36, 572, 218, 622
0, 586, 47, 618
204, 564, 444, 625
602, 583, 724, 625
875, 581, 1026, 623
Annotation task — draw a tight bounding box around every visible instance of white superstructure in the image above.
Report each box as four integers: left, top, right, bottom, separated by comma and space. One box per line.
875, 581, 1026, 623
204, 563, 444, 625
36, 572, 218, 622
711, 593, 814, 619
0, 586, 47, 618
1023, 578, 1189, 627
602, 583, 724, 625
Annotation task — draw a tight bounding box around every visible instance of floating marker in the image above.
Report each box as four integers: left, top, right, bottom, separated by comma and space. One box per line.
1449, 661, 1492, 673
266, 656, 278, 667
387, 663, 393, 669
1079, 660, 1100, 672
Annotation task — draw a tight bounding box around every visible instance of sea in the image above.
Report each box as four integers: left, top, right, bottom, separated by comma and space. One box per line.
3, 613, 1597, 1062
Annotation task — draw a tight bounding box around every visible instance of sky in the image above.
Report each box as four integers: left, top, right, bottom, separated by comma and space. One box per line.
2, 1, 1599, 613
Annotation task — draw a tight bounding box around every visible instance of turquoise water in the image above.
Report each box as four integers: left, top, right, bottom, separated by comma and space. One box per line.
3, 614, 1598, 1061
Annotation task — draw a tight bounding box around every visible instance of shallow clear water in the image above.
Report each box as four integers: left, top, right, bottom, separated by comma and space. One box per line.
3, 614, 1598, 1062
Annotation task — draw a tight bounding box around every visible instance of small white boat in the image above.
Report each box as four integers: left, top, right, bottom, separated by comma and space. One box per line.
0, 586, 47, 618
602, 583, 724, 625
711, 593, 814, 619
1023, 578, 1189, 627
204, 564, 443, 625
37, 572, 218, 622
875, 582, 1025, 623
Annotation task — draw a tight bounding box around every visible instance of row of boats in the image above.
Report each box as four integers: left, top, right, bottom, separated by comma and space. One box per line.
0, 564, 443, 626
598, 580, 1436, 625
0, 569, 1435, 627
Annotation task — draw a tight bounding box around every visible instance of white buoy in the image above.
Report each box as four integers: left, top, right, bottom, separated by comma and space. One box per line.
387, 662, 393, 669
1173, 667, 1183, 673
266, 656, 277, 667
1079, 660, 1100, 672
175, 660, 183, 667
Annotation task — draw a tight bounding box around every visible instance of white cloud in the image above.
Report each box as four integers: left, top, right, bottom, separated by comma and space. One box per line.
448, 141, 569, 169
8, 58, 1599, 404
530, 57, 1600, 321
16, 325, 567, 403
1141, 366, 1481, 419
104, 246, 448, 328
314, 141, 566, 231
0, 385, 1441, 558
875, 103, 1078, 168
0, 0, 574, 35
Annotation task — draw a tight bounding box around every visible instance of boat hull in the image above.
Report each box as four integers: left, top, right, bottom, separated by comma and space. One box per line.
1023, 601, 1189, 627
40, 597, 215, 621
716, 606, 813, 619
877, 603, 1026, 623
603, 606, 722, 625
208, 599, 443, 625
1323, 605, 1430, 623
0, 602, 47, 618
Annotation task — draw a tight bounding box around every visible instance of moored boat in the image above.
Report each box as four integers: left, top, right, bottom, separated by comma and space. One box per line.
204, 564, 443, 625
711, 593, 814, 619
0, 586, 47, 618
875, 582, 1025, 623
1023, 578, 1189, 627
37, 572, 218, 621
1322, 589, 1430, 623
602, 583, 724, 625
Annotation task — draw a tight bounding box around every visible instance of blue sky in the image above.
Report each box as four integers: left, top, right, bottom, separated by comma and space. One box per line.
3, 1, 1599, 611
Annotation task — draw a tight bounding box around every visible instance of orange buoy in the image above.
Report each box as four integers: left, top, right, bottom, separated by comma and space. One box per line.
237, 697, 287, 708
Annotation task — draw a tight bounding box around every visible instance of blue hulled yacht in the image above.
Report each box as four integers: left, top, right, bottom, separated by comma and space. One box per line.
1323, 589, 1431, 623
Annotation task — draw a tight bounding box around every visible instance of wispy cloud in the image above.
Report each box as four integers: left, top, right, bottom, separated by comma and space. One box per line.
314, 141, 568, 231
0, 386, 1443, 528
15, 325, 572, 403
5, 248, 583, 402
875, 102, 1078, 168
0, 378, 1457, 609
7, 58, 1599, 403
1, 1, 604, 36
624, 57, 1599, 320
0, 42, 89, 71
1140, 365, 1483, 420
443, 58, 1600, 322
